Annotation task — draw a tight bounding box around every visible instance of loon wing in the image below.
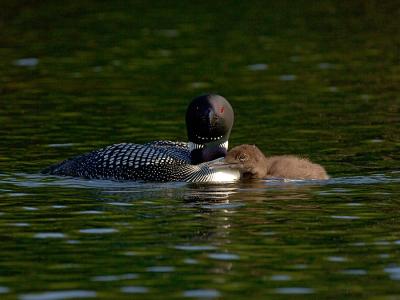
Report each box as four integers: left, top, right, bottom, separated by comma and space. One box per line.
42, 142, 191, 181
42, 142, 239, 183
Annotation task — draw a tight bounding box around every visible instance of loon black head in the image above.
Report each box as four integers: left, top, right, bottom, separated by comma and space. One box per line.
186, 94, 234, 164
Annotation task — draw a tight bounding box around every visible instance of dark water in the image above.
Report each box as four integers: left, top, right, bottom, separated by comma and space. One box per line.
1, 1, 400, 299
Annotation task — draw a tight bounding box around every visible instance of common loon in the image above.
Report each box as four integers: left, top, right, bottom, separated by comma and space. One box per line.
224, 144, 329, 180
42, 94, 240, 183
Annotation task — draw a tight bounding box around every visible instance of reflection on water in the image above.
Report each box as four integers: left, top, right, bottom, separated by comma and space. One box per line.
19, 290, 97, 300
0, 171, 400, 299
2, 172, 400, 201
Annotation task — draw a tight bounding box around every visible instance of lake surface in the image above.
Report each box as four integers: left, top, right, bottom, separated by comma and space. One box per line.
1, 1, 399, 299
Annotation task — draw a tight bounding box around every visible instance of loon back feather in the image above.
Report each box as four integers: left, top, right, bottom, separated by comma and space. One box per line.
42, 142, 239, 183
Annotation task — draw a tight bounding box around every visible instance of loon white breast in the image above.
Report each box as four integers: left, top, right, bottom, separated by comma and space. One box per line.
42, 94, 239, 183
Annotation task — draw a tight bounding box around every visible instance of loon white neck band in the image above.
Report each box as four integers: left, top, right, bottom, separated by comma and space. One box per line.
188, 141, 229, 152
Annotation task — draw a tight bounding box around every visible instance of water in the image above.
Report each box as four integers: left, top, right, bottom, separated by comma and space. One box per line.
1, 1, 400, 299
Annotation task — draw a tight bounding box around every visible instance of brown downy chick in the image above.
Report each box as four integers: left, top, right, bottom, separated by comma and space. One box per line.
225, 144, 329, 180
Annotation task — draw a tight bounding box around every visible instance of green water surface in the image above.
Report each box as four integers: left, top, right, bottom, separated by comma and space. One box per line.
0, 1, 400, 299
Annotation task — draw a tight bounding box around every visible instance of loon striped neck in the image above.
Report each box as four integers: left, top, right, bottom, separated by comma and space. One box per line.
188, 141, 228, 152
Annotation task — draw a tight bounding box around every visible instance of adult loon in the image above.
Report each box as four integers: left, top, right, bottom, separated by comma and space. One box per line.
42, 94, 240, 183
224, 144, 329, 180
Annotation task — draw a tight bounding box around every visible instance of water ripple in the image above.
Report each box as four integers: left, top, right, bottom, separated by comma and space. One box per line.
47, 143, 76, 148
120, 286, 149, 294
183, 258, 198, 264
14, 57, 39, 67
174, 245, 216, 251
92, 273, 137, 282
22, 207, 38, 211
10, 223, 30, 227
331, 215, 360, 220
108, 202, 133, 206
279, 74, 297, 81
34, 232, 66, 239
247, 63, 268, 71
146, 266, 175, 273
384, 265, 400, 280
75, 210, 103, 215
341, 269, 367, 275
317, 62, 334, 69
326, 256, 347, 262
208, 253, 239, 261
52, 205, 67, 209
270, 274, 291, 281
19, 290, 96, 300
201, 203, 244, 210
183, 289, 220, 298
79, 228, 118, 234
274, 287, 314, 294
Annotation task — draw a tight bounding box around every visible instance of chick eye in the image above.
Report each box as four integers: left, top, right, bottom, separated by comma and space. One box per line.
238, 153, 247, 162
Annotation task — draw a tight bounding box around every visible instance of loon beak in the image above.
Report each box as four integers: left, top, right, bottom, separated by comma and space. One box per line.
208, 109, 219, 126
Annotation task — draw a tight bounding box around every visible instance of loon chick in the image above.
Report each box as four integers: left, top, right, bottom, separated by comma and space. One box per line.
42, 94, 239, 183
225, 144, 329, 180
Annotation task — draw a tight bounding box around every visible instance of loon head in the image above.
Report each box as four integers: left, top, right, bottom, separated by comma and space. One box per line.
186, 94, 234, 164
